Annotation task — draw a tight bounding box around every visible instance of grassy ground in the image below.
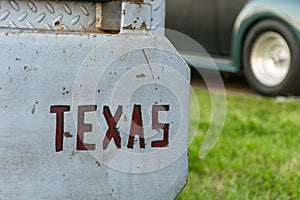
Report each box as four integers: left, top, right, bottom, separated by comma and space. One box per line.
178, 89, 300, 199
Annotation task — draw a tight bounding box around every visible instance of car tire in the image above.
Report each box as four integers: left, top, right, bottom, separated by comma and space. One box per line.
243, 19, 300, 96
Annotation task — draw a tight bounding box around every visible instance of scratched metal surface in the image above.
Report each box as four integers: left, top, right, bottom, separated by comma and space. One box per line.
145, 0, 165, 35
0, 31, 189, 199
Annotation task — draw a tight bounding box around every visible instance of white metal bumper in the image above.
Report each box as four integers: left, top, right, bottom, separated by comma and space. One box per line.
0, 0, 190, 199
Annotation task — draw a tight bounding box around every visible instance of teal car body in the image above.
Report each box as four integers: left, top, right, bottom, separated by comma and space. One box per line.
232, 0, 300, 71
167, 0, 300, 95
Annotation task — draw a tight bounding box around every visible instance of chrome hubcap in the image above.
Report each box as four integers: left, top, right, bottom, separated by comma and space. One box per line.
250, 31, 291, 87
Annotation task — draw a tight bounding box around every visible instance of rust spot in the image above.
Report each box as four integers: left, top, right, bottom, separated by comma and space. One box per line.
136, 73, 146, 78
62, 87, 69, 95
31, 101, 38, 114
96, 161, 101, 167
122, 24, 134, 30
54, 21, 60, 26
24, 66, 37, 72
140, 21, 148, 29
62, 91, 69, 95
64, 132, 73, 138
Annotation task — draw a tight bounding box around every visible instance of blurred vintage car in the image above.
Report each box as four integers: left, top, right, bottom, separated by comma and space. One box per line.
166, 0, 300, 95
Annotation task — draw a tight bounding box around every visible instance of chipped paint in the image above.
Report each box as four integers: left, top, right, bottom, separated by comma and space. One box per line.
24, 66, 37, 72
121, 3, 152, 33
0, 0, 188, 199
136, 73, 146, 78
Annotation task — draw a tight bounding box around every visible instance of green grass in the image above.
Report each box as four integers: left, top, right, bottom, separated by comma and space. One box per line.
178, 89, 300, 199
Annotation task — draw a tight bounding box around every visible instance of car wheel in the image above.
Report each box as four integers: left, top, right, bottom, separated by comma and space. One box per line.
243, 19, 300, 95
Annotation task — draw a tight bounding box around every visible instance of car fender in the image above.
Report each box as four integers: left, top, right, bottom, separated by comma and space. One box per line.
231, 0, 300, 71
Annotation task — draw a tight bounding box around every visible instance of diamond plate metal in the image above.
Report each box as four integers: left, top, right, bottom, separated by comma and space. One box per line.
0, 0, 166, 34
0, 0, 96, 31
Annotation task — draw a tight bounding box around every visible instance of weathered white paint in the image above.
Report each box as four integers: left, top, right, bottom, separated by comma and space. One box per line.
0, 32, 190, 199
0, 0, 189, 199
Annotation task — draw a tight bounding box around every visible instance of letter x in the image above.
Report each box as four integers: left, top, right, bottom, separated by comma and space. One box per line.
103, 106, 122, 150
